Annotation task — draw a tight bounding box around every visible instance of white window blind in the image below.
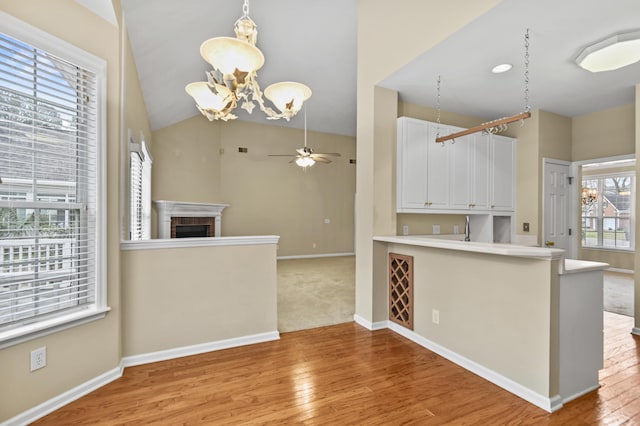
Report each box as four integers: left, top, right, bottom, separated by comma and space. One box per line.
0, 22, 104, 340
129, 139, 152, 240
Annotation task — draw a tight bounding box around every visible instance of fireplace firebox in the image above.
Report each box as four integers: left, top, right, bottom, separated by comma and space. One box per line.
154, 200, 228, 239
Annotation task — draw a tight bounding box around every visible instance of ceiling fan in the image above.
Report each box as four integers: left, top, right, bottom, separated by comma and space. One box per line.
268, 110, 340, 168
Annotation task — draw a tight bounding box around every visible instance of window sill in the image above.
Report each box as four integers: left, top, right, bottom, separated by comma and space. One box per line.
0, 306, 111, 350
581, 247, 635, 253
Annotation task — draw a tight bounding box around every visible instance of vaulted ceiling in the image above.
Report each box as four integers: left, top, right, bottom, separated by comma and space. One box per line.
118, 0, 640, 137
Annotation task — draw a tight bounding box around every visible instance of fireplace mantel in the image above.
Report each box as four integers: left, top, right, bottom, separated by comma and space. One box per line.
154, 200, 229, 239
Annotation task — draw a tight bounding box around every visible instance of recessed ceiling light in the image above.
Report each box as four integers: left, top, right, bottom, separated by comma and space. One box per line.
491, 63, 512, 73
576, 30, 640, 72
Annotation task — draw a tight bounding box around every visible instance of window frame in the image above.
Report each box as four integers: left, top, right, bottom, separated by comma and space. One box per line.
581, 170, 635, 252
129, 135, 152, 240
0, 11, 108, 349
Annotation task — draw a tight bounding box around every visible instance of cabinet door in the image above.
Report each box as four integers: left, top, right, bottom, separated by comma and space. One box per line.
426, 123, 450, 208
490, 135, 516, 211
397, 118, 428, 209
449, 131, 472, 209
471, 133, 490, 210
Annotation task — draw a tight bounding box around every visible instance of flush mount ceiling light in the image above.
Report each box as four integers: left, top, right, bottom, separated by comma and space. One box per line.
186, 0, 312, 121
576, 30, 640, 72
491, 63, 512, 73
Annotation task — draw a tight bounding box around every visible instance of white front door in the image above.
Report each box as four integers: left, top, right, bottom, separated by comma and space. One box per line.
543, 159, 572, 256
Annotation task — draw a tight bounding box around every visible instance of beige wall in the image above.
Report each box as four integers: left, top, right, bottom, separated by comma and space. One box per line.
0, 1, 122, 421
152, 115, 222, 205
572, 103, 635, 162
123, 16, 154, 238
152, 118, 356, 257
356, 0, 504, 323
121, 244, 278, 356
386, 243, 558, 397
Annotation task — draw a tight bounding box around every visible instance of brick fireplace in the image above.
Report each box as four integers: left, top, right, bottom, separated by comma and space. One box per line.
154, 200, 228, 239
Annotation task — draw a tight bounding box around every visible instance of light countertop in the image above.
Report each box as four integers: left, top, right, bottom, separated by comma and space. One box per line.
373, 235, 609, 274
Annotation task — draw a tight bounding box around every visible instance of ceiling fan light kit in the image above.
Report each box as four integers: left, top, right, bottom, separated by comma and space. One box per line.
185, 0, 312, 122
576, 29, 640, 73
268, 109, 340, 168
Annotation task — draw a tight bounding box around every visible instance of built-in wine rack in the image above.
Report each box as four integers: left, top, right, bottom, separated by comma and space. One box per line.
389, 253, 413, 330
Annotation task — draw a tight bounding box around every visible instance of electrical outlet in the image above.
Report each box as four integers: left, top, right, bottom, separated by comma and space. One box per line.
432, 309, 440, 325
324, 218, 331, 224
402, 225, 409, 235
30, 347, 46, 372
312, 243, 317, 249
453, 225, 459, 234
432, 225, 440, 235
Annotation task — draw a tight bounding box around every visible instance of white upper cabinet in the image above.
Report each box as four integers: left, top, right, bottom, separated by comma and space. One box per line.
397, 117, 516, 213
397, 117, 450, 211
449, 132, 490, 211
397, 117, 428, 209
490, 134, 516, 211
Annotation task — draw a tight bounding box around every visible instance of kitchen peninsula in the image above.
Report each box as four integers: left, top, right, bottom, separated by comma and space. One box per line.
371, 235, 607, 413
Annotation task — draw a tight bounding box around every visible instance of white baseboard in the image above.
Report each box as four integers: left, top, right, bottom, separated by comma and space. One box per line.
6, 331, 280, 426
632, 327, 640, 336
387, 322, 563, 413
277, 252, 355, 260
353, 314, 388, 331
6, 365, 123, 426
121, 331, 280, 368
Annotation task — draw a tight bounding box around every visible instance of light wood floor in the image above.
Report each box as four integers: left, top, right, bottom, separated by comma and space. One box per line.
34, 312, 639, 425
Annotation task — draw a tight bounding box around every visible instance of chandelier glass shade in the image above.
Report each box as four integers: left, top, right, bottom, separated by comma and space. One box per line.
185, 0, 311, 122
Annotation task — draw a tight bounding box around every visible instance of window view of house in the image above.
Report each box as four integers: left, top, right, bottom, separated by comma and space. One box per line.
581, 160, 635, 250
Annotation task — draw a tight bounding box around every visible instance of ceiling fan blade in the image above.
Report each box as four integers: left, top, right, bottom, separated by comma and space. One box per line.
268, 154, 297, 157
311, 152, 341, 157
313, 156, 332, 164
296, 148, 307, 156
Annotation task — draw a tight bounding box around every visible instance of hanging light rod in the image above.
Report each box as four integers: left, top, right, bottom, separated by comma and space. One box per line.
435, 29, 532, 143
435, 111, 531, 143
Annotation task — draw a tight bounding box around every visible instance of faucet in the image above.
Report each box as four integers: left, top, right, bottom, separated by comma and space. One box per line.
464, 215, 471, 241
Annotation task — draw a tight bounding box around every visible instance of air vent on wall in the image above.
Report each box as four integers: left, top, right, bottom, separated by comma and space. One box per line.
349, 159, 356, 164
238, 147, 248, 153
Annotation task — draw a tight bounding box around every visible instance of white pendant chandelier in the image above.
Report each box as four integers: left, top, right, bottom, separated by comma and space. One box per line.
185, 0, 312, 122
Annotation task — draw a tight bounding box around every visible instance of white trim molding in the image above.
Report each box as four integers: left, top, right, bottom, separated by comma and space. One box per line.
121, 331, 280, 368
278, 252, 355, 260
353, 314, 388, 331
632, 327, 640, 336
6, 365, 123, 426
387, 321, 564, 413
6, 331, 280, 425
121, 235, 279, 250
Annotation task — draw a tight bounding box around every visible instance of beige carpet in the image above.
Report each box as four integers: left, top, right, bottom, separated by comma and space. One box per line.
604, 271, 634, 317
277, 255, 355, 333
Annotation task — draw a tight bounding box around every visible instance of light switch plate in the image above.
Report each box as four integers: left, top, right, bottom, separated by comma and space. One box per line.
432, 225, 440, 235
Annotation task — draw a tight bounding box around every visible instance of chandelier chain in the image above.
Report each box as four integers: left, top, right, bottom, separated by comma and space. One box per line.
436, 75, 441, 137
524, 28, 530, 113
243, 0, 250, 17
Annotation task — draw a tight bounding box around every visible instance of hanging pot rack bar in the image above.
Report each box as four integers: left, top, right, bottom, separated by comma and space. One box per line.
435, 111, 531, 143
